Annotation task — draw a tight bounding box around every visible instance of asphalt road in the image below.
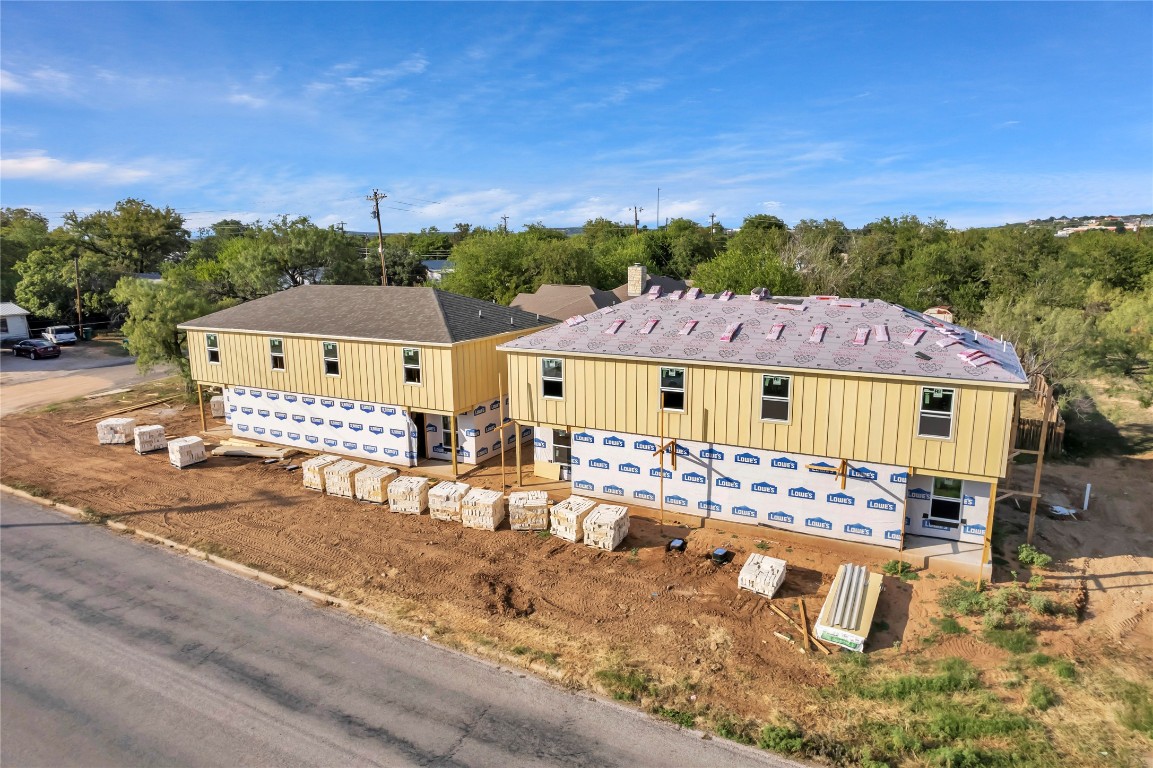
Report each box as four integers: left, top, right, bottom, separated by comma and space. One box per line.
0, 493, 800, 768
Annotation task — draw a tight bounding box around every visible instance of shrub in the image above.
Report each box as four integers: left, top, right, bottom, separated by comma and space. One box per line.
932, 616, 968, 635
1026, 574, 1045, 590
757, 724, 805, 754
1028, 682, 1058, 711
882, 559, 919, 581
939, 581, 989, 616
1028, 653, 1052, 667
714, 714, 754, 745
653, 706, 696, 729
1017, 544, 1053, 569
1028, 593, 1055, 615
1052, 659, 1077, 680
983, 627, 1038, 653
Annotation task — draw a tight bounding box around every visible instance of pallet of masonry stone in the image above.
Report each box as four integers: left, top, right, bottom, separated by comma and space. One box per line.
461, 488, 506, 530
737, 553, 788, 599
429, 481, 471, 522
133, 424, 167, 454
388, 476, 430, 514
354, 465, 399, 504
550, 494, 596, 543
97, 417, 137, 445
583, 504, 630, 551
168, 436, 207, 469
302, 454, 342, 491
507, 490, 550, 531
324, 459, 367, 499
210, 395, 225, 418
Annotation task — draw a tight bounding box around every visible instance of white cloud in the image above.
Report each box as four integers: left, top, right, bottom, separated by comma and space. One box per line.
304, 55, 428, 97
227, 92, 269, 109
0, 69, 26, 93
0, 66, 74, 96
0, 153, 153, 183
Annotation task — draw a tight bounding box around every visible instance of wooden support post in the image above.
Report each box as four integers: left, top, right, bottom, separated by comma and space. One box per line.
978, 479, 998, 591
514, 422, 523, 488
196, 383, 206, 432
839, 459, 847, 490
498, 375, 506, 491
898, 466, 913, 554
798, 598, 812, 652
1026, 383, 1052, 544
658, 407, 665, 534
450, 412, 459, 478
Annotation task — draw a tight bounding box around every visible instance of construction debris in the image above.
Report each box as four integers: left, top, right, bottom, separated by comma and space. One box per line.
354, 465, 399, 504
507, 490, 550, 531
462, 488, 506, 530
97, 417, 136, 445
429, 481, 470, 522
583, 504, 630, 551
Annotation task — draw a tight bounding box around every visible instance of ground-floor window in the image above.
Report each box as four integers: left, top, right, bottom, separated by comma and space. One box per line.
552, 428, 571, 464
929, 476, 963, 526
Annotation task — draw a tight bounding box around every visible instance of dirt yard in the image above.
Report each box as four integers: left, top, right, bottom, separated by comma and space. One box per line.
2, 380, 1151, 767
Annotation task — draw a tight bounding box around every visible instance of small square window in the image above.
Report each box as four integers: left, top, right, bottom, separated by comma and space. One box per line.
403, 347, 421, 385
660, 367, 685, 412
322, 341, 339, 376
760, 374, 791, 422
206, 333, 220, 364
269, 338, 285, 370
542, 358, 564, 399
918, 387, 954, 439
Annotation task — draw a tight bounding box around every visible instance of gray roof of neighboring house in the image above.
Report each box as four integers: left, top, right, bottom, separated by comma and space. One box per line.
499, 291, 1029, 386
179, 285, 553, 345
511, 275, 690, 321
0, 302, 29, 316
421, 259, 453, 271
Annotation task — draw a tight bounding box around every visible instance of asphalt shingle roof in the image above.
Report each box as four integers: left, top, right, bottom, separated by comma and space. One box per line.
499, 291, 1028, 386
179, 285, 553, 344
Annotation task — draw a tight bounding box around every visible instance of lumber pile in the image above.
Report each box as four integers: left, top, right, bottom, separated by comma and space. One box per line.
209, 395, 225, 418
550, 494, 596, 543
354, 465, 399, 504
507, 490, 550, 531
388, 476, 430, 514
168, 436, 207, 469
461, 488, 506, 530
738, 553, 788, 599
324, 459, 366, 498
302, 454, 341, 491
133, 424, 167, 454
210, 445, 298, 459
583, 504, 630, 551
429, 481, 471, 522
97, 417, 137, 445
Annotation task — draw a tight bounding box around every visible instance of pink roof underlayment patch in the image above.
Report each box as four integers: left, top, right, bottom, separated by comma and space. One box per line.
499, 293, 1029, 386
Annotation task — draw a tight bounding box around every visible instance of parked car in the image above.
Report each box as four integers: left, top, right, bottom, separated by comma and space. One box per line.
12, 338, 61, 359
42, 325, 78, 345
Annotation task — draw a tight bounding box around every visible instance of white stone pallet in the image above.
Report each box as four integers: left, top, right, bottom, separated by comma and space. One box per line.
133, 424, 167, 454
168, 436, 207, 469
388, 476, 430, 514
550, 494, 596, 543
210, 395, 225, 418
429, 481, 471, 522
354, 465, 399, 504
325, 459, 367, 499
508, 490, 550, 531
97, 417, 137, 445
583, 504, 630, 551
737, 553, 788, 599
462, 488, 506, 531
302, 454, 342, 491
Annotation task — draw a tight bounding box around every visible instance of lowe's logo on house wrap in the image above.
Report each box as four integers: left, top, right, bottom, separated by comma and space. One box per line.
349, 423, 363, 432
963, 523, 987, 536
270, 429, 283, 438
405, 451, 417, 460
674, 445, 690, 457
650, 467, 671, 479
310, 417, 324, 426
716, 476, 740, 490
329, 420, 343, 429
922, 519, 951, 531
683, 472, 706, 485
305, 435, 318, 444
489, 400, 500, 411
426, 423, 438, 432
808, 461, 838, 474
771, 456, 798, 470
735, 452, 761, 465
506, 434, 516, 445
603, 435, 625, 447
274, 412, 287, 421
235, 388, 246, 395
868, 498, 898, 512
699, 500, 722, 513
267, 393, 279, 401
340, 401, 354, 411
321, 399, 334, 408
570, 457, 580, 465
364, 445, 378, 454
849, 466, 878, 480
287, 432, 300, 441
464, 428, 480, 437
324, 438, 337, 447
389, 428, 405, 438
253, 427, 266, 435
503, 416, 512, 424
284, 395, 297, 403
230, 405, 238, 413
963, 495, 976, 507
521, 427, 532, 437
732, 505, 758, 519
588, 458, 610, 470
292, 414, 305, 423
665, 495, 688, 507
533, 438, 546, 448
250, 390, 262, 398
752, 481, 778, 495
369, 425, 384, 435
844, 523, 873, 537
789, 486, 816, 500
619, 462, 640, 475
343, 441, 357, 450
359, 404, 374, 413
383, 448, 399, 457
805, 516, 833, 531
241, 407, 254, 415
885, 529, 902, 542
908, 487, 932, 501
700, 448, 724, 461
382, 407, 396, 416
484, 423, 496, 433
634, 489, 656, 501
432, 444, 446, 455
634, 439, 657, 452
477, 447, 489, 457
890, 471, 908, 484
302, 396, 315, 405
604, 485, 625, 496
827, 492, 855, 506
575, 480, 595, 491
491, 439, 502, 450
473, 405, 486, 416
767, 511, 794, 525
258, 409, 270, 417
573, 432, 594, 443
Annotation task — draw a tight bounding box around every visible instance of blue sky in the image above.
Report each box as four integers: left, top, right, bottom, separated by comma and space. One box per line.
2, 2, 1150, 233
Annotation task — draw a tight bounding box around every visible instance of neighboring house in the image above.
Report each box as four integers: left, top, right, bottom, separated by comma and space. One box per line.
0, 302, 31, 345
498, 290, 1029, 557
180, 286, 552, 470
511, 264, 687, 320
421, 260, 454, 283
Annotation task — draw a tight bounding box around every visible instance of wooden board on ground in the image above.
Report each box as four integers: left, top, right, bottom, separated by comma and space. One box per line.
210, 445, 299, 459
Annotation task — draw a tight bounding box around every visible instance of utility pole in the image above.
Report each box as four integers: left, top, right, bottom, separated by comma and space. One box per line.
632, 206, 643, 234
73, 252, 82, 337
500, 215, 510, 233
366, 190, 388, 286
336, 221, 346, 233
709, 212, 717, 231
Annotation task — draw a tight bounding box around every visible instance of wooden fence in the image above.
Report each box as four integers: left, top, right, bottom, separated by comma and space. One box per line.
1016, 415, 1065, 457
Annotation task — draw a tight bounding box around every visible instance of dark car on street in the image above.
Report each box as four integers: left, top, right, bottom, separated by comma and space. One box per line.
11, 338, 61, 360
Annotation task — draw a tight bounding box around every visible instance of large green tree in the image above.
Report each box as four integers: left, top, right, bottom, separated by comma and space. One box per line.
0, 208, 51, 302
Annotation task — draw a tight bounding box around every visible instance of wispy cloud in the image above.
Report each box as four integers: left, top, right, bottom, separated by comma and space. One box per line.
0, 66, 74, 96
304, 55, 428, 96
227, 91, 269, 109
0, 152, 153, 183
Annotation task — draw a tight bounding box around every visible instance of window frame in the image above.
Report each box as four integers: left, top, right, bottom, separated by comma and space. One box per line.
269, 337, 285, 371
552, 428, 572, 465
402, 347, 422, 385
205, 333, 220, 365
0, 318, 8, 333
760, 374, 792, 423
928, 477, 964, 526
541, 357, 564, 400
322, 341, 340, 377
917, 386, 955, 440
660, 366, 686, 413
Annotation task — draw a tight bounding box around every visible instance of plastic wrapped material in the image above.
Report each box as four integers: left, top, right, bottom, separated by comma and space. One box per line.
97, 417, 136, 445
133, 424, 167, 454
302, 454, 342, 491
814, 563, 883, 653
461, 488, 505, 530
737, 554, 787, 599
508, 490, 550, 531
168, 436, 207, 469
549, 494, 596, 543
210, 395, 225, 418
325, 460, 366, 498
429, 481, 471, 522
388, 476, 430, 514
583, 504, 630, 551
354, 465, 399, 503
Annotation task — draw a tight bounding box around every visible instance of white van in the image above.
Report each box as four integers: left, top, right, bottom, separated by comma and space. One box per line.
42, 325, 78, 345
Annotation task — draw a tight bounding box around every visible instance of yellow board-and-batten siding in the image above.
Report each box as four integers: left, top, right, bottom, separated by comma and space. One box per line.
505, 351, 1022, 479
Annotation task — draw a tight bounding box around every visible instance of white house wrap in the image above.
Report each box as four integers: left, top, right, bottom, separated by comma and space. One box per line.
507, 490, 550, 531
461, 488, 505, 530
324, 460, 366, 498
429, 481, 471, 522
133, 424, 167, 454
302, 454, 342, 491
550, 495, 596, 543
97, 417, 136, 445
737, 554, 788, 599
388, 476, 430, 514
168, 436, 207, 469
582, 504, 630, 551
353, 465, 398, 503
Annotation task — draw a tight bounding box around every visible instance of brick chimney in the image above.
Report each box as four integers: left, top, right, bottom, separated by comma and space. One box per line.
627, 263, 648, 297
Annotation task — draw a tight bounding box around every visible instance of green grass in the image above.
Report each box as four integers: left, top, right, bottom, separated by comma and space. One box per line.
1052, 659, 1077, 681
983, 627, 1038, 654
855, 658, 982, 701
757, 724, 806, 754
652, 706, 696, 729
1016, 544, 1053, 569
882, 559, 920, 581
6, 479, 50, 498
713, 714, 755, 745
1027, 682, 1058, 711
1028, 653, 1052, 667
535, 529, 551, 540
1115, 681, 1153, 737
931, 616, 968, 635
939, 581, 989, 616
595, 667, 653, 702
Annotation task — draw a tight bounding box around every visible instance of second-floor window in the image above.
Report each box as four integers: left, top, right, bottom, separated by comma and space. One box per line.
322, 342, 340, 376
918, 387, 955, 439
403, 348, 422, 384
761, 374, 792, 422
269, 338, 285, 370
660, 367, 685, 412
206, 333, 220, 364
541, 358, 564, 399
